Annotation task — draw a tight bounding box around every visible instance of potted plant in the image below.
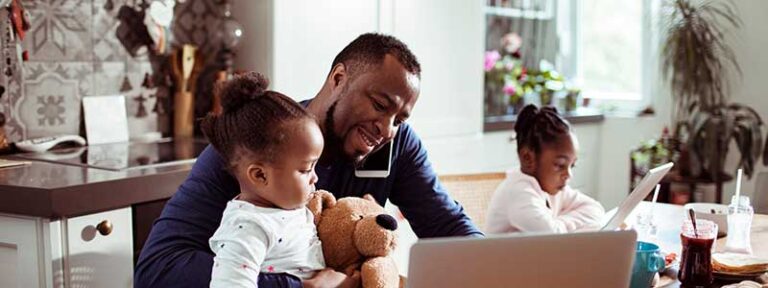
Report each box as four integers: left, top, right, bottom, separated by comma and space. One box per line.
663, 0, 740, 124
681, 103, 767, 202
662, 0, 768, 202
517, 61, 566, 108
484, 50, 524, 116
484, 33, 571, 116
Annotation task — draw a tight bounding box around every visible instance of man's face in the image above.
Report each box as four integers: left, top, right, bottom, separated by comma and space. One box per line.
326, 54, 420, 165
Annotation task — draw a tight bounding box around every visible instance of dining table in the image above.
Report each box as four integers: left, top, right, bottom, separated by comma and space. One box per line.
623, 201, 768, 287
393, 200, 767, 287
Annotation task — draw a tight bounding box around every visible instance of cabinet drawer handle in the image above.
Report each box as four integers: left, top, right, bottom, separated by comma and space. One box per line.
96, 220, 113, 236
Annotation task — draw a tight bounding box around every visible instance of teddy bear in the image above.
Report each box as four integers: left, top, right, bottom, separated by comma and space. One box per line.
307, 190, 400, 288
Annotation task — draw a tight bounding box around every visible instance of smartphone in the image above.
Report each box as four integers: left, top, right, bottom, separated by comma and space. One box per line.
354, 141, 393, 178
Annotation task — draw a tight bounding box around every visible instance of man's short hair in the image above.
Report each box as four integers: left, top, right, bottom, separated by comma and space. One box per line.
330, 33, 421, 78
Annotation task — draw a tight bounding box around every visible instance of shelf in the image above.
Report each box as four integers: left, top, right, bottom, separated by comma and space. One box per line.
483, 108, 604, 132
484, 6, 553, 20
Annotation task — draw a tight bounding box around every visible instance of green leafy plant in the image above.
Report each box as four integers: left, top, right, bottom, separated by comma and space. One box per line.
632, 139, 671, 175
683, 103, 766, 180
662, 0, 741, 122
484, 33, 570, 116
661, 0, 768, 183
517, 63, 566, 107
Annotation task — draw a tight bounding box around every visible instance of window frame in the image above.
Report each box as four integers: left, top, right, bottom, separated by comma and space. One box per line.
562, 0, 661, 114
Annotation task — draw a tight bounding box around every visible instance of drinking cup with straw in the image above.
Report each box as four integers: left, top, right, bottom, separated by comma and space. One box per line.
725, 168, 753, 254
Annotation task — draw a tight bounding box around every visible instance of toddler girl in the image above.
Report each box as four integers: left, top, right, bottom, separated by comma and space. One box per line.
203, 72, 326, 287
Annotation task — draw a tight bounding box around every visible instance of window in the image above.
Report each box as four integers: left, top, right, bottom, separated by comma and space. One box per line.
483, 0, 658, 129
483, 0, 560, 121
571, 0, 658, 106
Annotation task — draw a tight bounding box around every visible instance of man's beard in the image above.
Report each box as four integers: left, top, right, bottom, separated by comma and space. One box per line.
323, 100, 351, 163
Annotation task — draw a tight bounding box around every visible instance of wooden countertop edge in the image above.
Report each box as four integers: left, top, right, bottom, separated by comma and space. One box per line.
0, 168, 190, 219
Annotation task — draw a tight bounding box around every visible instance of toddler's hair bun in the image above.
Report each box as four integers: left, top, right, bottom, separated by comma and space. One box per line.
219, 72, 270, 113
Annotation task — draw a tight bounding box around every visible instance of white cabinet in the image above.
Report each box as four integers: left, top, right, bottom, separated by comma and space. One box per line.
570, 123, 602, 197
233, 0, 484, 139
233, 0, 379, 102
62, 207, 134, 288
388, 0, 485, 138
0, 207, 133, 288
0, 215, 51, 288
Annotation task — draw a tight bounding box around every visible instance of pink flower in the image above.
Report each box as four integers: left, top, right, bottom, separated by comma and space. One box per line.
503, 83, 516, 96
484, 51, 501, 72
501, 33, 523, 54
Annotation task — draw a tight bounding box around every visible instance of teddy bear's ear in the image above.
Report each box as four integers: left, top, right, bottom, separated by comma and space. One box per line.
306, 190, 336, 225
363, 194, 376, 203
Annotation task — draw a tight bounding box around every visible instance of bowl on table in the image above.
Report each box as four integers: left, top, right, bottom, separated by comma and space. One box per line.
683, 202, 728, 237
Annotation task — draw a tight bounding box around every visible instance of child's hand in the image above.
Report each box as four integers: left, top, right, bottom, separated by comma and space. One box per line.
303, 268, 360, 288
338, 270, 361, 288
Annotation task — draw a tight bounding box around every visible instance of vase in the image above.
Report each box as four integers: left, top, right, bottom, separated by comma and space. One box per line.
539, 91, 553, 107
485, 82, 507, 116
565, 90, 580, 112
510, 97, 524, 114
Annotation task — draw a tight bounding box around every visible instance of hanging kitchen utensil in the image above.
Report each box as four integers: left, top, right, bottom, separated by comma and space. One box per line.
9, 0, 29, 61
116, 4, 152, 57
9, 0, 25, 40
145, 0, 174, 55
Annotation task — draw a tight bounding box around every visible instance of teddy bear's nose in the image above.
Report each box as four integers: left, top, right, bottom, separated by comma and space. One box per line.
376, 214, 398, 231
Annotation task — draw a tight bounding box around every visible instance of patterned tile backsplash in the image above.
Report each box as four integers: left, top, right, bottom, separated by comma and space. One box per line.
1, 0, 225, 142
92, 0, 132, 62
24, 0, 93, 62
19, 61, 92, 138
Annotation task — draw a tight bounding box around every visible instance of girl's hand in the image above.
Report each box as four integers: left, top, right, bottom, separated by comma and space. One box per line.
303, 268, 361, 288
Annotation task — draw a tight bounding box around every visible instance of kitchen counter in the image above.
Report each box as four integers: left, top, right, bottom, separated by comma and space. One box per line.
0, 141, 202, 219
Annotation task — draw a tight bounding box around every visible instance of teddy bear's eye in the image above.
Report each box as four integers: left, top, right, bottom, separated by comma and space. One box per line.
358, 215, 364, 220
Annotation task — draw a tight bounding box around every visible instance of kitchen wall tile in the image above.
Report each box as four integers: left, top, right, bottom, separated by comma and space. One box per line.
24, 0, 93, 61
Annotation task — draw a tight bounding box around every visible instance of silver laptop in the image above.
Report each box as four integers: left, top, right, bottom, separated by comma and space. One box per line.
601, 162, 674, 231
407, 230, 637, 288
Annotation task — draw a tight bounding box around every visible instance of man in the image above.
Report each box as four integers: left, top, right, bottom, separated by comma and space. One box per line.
135, 33, 482, 288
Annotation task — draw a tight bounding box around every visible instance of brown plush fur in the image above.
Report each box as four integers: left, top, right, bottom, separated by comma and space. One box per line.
307, 191, 399, 288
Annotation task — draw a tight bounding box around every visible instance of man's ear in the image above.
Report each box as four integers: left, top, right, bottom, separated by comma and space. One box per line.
246, 163, 268, 187
519, 147, 536, 171
328, 63, 347, 90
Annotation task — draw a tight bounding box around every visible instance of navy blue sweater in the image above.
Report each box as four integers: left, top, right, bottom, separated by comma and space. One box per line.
134, 122, 482, 287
